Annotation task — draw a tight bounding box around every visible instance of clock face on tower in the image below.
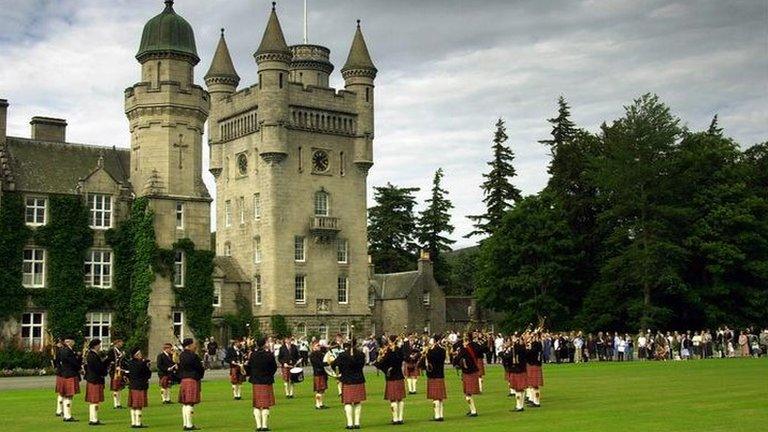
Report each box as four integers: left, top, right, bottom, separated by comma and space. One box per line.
312, 150, 330, 173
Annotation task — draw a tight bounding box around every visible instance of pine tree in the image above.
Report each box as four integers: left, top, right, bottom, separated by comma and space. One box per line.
417, 168, 456, 284
368, 183, 420, 273
707, 114, 723, 137
466, 118, 522, 238
539, 96, 577, 162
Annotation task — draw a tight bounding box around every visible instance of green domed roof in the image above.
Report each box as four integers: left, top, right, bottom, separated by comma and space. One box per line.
136, 0, 199, 64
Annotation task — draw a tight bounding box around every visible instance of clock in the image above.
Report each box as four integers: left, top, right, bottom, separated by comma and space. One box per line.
312, 150, 330, 172
237, 153, 248, 175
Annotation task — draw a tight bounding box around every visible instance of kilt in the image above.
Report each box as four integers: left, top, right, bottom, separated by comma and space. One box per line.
507, 372, 527, 391
59, 376, 81, 397
110, 376, 125, 391
341, 383, 366, 405
404, 363, 419, 378
526, 365, 543, 388
128, 390, 148, 409
85, 382, 104, 403
229, 366, 245, 384
426, 378, 446, 401
55, 375, 64, 394
475, 358, 485, 376
384, 379, 406, 402
159, 375, 172, 389
281, 366, 292, 382
178, 378, 201, 405
462, 372, 480, 395
313, 375, 328, 393
252, 384, 275, 409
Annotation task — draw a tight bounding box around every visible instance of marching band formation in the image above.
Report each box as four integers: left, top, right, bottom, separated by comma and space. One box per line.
49, 326, 548, 430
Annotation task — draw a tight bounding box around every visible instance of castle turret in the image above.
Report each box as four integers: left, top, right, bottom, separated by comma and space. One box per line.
254, 2, 291, 164
341, 21, 377, 173
289, 44, 333, 87
205, 28, 239, 176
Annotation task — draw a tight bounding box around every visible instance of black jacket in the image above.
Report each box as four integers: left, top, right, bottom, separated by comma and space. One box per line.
84, 350, 109, 384
374, 346, 405, 381
247, 349, 278, 385
59, 346, 81, 379
179, 349, 204, 381
277, 344, 300, 366
423, 345, 446, 379
225, 346, 245, 365
156, 351, 175, 377
333, 349, 365, 385
501, 343, 527, 374
309, 349, 328, 377
453, 346, 479, 374
126, 358, 152, 390
106, 346, 126, 378
525, 341, 543, 366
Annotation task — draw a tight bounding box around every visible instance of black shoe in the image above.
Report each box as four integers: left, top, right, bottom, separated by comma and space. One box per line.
88, 421, 104, 426
63, 417, 79, 422
436, 418, 444, 422
235, 396, 242, 400
345, 427, 353, 431
115, 406, 124, 410
136, 426, 148, 429
514, 408, 524, 412
466, 412, 478, 417
354, 426, 361, 429
320, 405, 329, 410
531, 403, 541, 408
163, 401, 173, 405
56, 413, 63, 417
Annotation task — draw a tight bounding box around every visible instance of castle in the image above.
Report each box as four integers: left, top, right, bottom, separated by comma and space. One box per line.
0, 1, 449, 352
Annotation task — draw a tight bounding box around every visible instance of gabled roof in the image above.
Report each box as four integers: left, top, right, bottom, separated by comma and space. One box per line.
214, 256, 249, 283
372, 270, 420, 300
3, 137, 130, 195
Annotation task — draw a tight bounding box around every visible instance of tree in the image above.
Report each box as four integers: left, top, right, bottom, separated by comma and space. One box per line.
445, 247, 480, 295
417, 168, 455, 284
466, 118, 522, 238
368, 183, 420, 273
707, 114, 723, 137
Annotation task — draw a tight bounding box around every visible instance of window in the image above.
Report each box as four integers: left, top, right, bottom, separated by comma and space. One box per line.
173, 251, 184, 287
340, 322, 350, 338
253, 275, 262, 305
422, 291, 431, 306
213, 284, 221, 307
175, 202, 184, 229
339, 152, 345, 176
368, 289, 376, 307
237, 153, 248, 175
294, 236, 306, 262
25, 196, 47, 226
254, 237, 262, 263
294, 275, 306, 304
239, 196, 245, 224
85, 250, 112, 289
296, 323, 306, 337
84, 312, 112, 346
88, 194, 113, 229
172, 311, 184, 340
314, 191, 329, 216
21, 312, 45, 350
22, 248, 45, 288
318, 323, 328, 340
337, 276, 348, 304
224, 200, 232, 227
337, 239, 348, 263
224, 242, 232, 256
253, 193, 261, 220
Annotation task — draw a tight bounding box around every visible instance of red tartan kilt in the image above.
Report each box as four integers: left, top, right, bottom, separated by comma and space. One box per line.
85, 382, 104, 403
55, 376, 64, 394
475, 358, 486, 376
341, 383, 366, 404
230, 366, 245, 384
59, 377, 80, 397
281, 366, 291, 382
404, 364, 419, 378
178, 378, 201, 405
313, 375, 328, 392
252, 384, 275, 409
128, 390, 148, 409
426, 378, 446, 401
508, 372, 527, 391
159, 375, 172, 389
110, 376, 125, 391
462, 372, 480, 395
384, 379, 406, 402
526, 365, 543, 388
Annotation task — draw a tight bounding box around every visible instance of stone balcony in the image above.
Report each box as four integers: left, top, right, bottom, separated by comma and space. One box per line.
310, 215, 340, 242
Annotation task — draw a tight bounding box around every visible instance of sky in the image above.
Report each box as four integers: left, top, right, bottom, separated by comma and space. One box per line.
0, 0, 766, 248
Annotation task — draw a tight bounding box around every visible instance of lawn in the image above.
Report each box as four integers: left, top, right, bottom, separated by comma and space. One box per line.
0, 358, 765, 431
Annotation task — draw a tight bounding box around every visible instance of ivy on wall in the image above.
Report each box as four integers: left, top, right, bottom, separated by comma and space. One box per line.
0, 193, 31, 321
222, 290, 262, 340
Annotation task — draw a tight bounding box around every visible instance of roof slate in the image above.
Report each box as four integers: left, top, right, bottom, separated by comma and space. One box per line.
372, 270, 420, 300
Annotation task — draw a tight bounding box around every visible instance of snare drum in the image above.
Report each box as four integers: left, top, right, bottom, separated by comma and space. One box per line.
290, 367, 304, 383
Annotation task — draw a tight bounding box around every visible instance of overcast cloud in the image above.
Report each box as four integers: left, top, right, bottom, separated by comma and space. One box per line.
1, 0, 766, 247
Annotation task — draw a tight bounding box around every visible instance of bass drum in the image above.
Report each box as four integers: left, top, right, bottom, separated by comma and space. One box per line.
322, 350, 338, 378
289, 367, 304, 383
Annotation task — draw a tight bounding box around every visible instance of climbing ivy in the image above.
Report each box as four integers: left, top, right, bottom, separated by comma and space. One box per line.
165, 238, 215, 341
0, 192, 31, 321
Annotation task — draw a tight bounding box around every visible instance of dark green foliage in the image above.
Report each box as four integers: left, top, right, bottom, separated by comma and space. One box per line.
270, 315, 292, 339
417, 168, 455, 285
466, 118, 522, 238
368, 183, 420, 273
222, 290, 261, 340
444, 247, 479, 295
0, 345, 52, 370
171, 238, 215, 341
0, 193, 31, 321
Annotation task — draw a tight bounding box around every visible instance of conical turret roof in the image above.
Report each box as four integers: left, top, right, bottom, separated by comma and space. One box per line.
254, 3, 291, 58
205, 29, 240, 85
341, 21, 377, 74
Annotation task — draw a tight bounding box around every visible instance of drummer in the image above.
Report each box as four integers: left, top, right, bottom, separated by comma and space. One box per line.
277, 337, 300, 398
309, 340, 329, 409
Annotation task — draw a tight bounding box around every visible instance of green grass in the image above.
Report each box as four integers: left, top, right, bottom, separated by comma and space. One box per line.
1, 358, 766, 431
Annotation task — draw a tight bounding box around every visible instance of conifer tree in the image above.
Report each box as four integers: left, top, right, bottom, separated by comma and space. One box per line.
417, 168, 455, 284
368, 183, 420, 273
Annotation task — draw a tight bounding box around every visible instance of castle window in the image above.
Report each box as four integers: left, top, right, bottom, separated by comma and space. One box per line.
365, 87, 370, 102
88, 194, 112, 229
318, 323, 328, 339
294, 275, 306, 304
22, 248, 45, 288
368, 289, 376, 308
176, 201, 184, 229
253, 274, 262, 305
25, 196, 47, 226
237, 153, 248, 176
21, 312, 45, 350
156, 61, 161, 87
224, 242, 232, 256
298, 147, 303, 172
239, 196, 245, 225
85, 249, 112, 289
213, 284, 221, 307
340, 322, 350, 338
294, 236, 306, 262
172, 311, 184, 340
253, 193, 261, 220
84, 312, 111, 346
422, 291, 431, 306
337, 239, 348, 264
337, 276, 348, 304
296, 322, 306, 337
173, 251, 184, 287
314, 191, 329, 216
254, 237, 262, 263
339, 152, 346, 176
225, 200, 232, 227
279, 73, 284, 89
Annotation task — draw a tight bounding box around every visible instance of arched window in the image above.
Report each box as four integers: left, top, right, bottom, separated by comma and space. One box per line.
296, 322, 307, 337
314, 190, 329, 216
318, 323, 328, 340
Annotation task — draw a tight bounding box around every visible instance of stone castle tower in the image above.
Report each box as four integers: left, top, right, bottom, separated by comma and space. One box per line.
205, 3, 377, 336
125, 0, 211, 350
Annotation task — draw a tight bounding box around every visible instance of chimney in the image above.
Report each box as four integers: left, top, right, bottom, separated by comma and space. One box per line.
30, 116, 67, 142
0, 99, 8, 144
417, 250, 433, 275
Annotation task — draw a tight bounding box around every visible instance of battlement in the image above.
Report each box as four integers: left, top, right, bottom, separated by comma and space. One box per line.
125, 81, 210, 123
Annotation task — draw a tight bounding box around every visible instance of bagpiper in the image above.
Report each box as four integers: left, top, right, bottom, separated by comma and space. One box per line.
453, 336, 480, 417
246, 337, 278, 432
106, 338, 127, 409
331, 339, 366, 430
84, 339, 110, 425
524, 332, 543, 408
225, 339, 247, 400
501, 334, 527, 412
178, 338, 204, 431
277, 337, 300, 398
156, 343, 178, 404
125, 347, 152, 428
403, 335, 421, 395
309, 340, 330, 409
52, 338, 64, 417
420, 335, 447, 421
374, 335, 407, 425
469, 332, 487, 393
58, 337, 81, 422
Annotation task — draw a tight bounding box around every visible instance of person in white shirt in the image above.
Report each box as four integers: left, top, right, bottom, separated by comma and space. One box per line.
573, 333, 584, 363
637, 333, 647, 360
494, 335, 504, 363
617, 337, 626, 361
